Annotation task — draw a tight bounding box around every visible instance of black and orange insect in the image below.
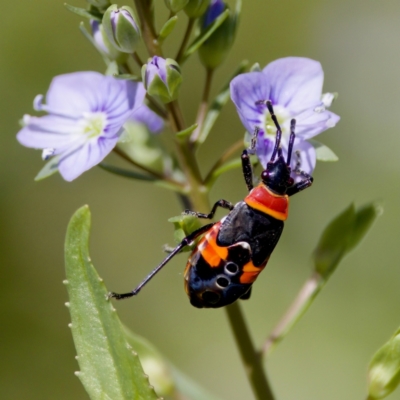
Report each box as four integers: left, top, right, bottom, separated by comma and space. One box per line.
109, 101, 313, 308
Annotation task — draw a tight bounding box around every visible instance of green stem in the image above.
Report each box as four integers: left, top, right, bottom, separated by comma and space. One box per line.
134, 0, 162, 56
112, 147, 182, 188
225, 303, 275, 400
166, 101, 209, 212
190, 68, 214, 145
176, 18, 195, 63
261, 272, 323, 357
204, 139, 243, 186
132, 52, 145, 68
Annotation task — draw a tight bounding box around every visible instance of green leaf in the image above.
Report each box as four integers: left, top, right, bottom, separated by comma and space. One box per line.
180, 9, 230, 63
176, 123, 198, 140
99, 163, 157, 181
348, 203, 382, 251
206, 157, 242, 188
64, 206, 159, 400
113, 73, 140, 81
123, 325, 223, 400
168, 214, 202, 251
158, 16, 178, 43
368, 327, 400, 399
64, 3, 102, 21
34, 156, 60, 181
170, 366, 223, 400
313, 202, 380, 279
309, 139, 339, 162
123, 326, 175, 398
198, 60, 248, 144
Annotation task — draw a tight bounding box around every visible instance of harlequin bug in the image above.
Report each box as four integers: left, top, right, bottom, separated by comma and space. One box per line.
109, 101, 313, 308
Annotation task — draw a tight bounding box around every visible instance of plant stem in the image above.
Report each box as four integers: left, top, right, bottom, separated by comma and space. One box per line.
112, 147, 182, 187
132, 52, 145, 68
134, 0, 162, 56
166, 102, 209, 212
176, 18, 195, 63
226, 303, 275, 400
204, 139, 244, 185
261, 272, 323, 357
190, 68, 214, 145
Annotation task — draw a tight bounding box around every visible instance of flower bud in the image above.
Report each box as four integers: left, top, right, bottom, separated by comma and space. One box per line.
142, 56, 182, 103
164, 0, 189, 13
184, 0, 211, 18
199, 0, 237, 69
368, 328, 400, 399
90, 20, 127, 62
102, 5, 141, 53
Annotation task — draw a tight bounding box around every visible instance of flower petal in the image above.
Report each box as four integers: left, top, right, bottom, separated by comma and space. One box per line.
255, 129, 274, 170
130, 105, 164, 133
102, 79, 146, 137
295, 108, 340, 140
46, 72, 108, 116
262, 57, 324, 114
16, 115, 81, 149
58, 136, 118, 181
230, 72, 270, 134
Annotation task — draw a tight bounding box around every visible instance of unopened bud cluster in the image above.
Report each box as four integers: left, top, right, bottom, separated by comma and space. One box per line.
142, 56, 182, 103
199, 0, 237, 69
102, 5, 141, 53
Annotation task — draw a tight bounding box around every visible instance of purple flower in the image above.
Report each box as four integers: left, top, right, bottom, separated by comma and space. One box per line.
230, 57, 340, 176
142, 56, 182, 103
129, 104, 164, 134
90, 20, 124, 61
17, 71, 145, 181
202, 0, 225, 28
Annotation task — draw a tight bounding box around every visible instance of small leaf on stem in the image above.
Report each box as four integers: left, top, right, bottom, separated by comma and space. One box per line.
158, 16, 178, 43
313, 202, 380, 279
368, 327, 400, 399
309, 139, 339, 162
64, 3, 102, 21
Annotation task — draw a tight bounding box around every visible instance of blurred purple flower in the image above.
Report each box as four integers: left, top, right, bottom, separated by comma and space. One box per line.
202, 0, 225, 28
230, 57, 340, 176
129, 101, 164, 134
17, 71, 145, 181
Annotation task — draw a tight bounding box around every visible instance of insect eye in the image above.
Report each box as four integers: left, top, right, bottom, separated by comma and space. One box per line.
202, 291, 220, 304
216, 276, 230, 288
225, 262, 238, 275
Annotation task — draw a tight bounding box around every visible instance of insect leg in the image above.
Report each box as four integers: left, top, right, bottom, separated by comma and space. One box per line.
108, 223, 215, 300
286, 150, 314, 196
183, 200, 234, 219
286, 178, 313, 196
241, 149, 254, 192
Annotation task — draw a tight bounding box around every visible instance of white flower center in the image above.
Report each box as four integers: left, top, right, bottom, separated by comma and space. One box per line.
262, 105, 291, 140
79, 112, 107, 139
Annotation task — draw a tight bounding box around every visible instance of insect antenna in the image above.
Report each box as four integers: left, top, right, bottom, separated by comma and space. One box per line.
264, 100, 282, 162
248, 126, 260, 154
287, 119, 296, 166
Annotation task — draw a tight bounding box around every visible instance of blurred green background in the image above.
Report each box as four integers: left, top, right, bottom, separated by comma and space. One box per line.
1, 1, 400, 399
